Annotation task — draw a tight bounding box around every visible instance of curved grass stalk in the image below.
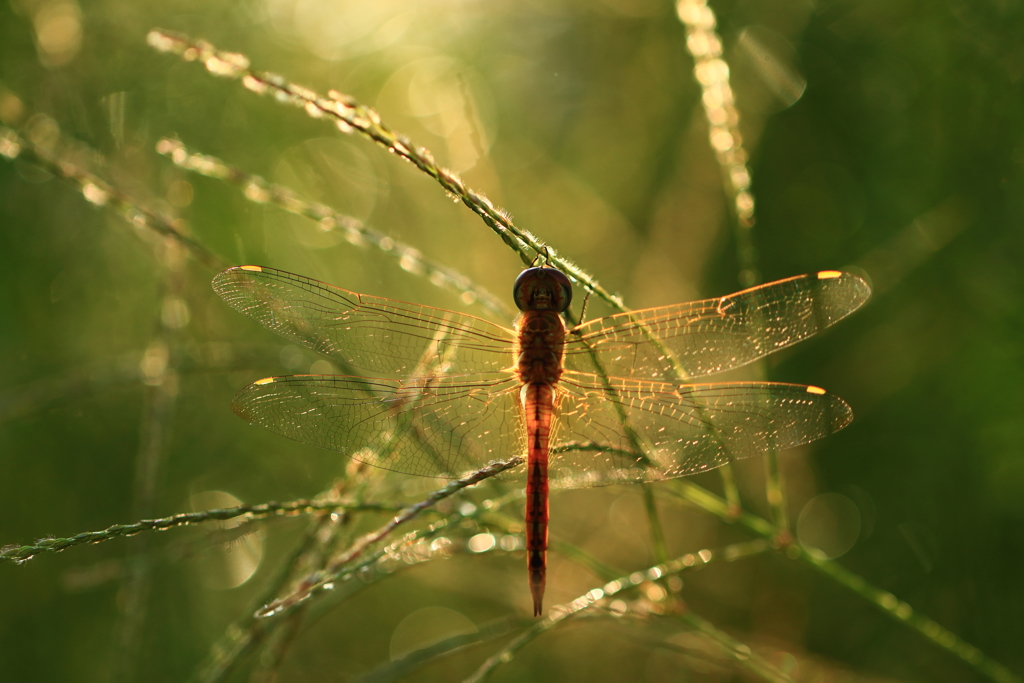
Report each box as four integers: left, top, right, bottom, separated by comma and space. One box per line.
156, 138, 512, 319
464, 539, 775, 683
241, 472, 375, 682
798, 549, 1020, 683
351, 616, 529, 683
195, 489, 524, 683
675, 0, 757, 280
675, 609, 794, 683
0, 499, 400, 563
252, 457, 521, 620
662, 482, 1022, 683
196, 348, 523, 678
145, 29, 626, 311
0, 124, 222, 269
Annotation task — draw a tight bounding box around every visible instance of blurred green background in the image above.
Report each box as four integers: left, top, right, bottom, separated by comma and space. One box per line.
2, 0, 1023, 681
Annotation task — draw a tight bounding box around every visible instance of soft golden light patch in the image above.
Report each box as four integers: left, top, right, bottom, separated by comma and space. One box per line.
240, 265, 263, 272
33, 1, 83, 67
806, 385, 827, 395
817, 270, 842, 279
254, 377, 275, 385
188, 490, 264, 589
797, 493, 861, 560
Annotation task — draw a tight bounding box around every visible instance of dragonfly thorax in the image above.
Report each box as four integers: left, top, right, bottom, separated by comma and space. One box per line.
515, 309, 566, 385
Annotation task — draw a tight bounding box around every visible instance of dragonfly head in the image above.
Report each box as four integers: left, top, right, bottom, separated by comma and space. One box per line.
513, 267, 573, 313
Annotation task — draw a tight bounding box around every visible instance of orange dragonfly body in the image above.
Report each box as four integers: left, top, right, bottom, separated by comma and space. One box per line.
213, 265, 870, 615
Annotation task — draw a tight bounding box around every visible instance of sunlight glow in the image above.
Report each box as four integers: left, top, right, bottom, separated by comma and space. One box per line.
467, 533, 495, 553
188, 490, 264, 589
33, 0, 83, 67
797, 493, 861, 559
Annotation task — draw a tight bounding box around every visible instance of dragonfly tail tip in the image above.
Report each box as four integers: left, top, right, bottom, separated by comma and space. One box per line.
530, 575, 545, 617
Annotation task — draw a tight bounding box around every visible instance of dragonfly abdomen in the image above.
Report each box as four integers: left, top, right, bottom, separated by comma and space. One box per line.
522, 381, 555, 617
514, 306, 568, 616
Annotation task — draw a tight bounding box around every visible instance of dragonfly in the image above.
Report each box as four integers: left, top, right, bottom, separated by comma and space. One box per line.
213, 264, 870, 615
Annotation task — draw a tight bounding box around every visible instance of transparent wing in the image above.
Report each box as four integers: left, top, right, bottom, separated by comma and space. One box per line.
231, 373, 526, 479
548, 372, 853, 488
213, 266, 516, 377
564, 271, 870, 381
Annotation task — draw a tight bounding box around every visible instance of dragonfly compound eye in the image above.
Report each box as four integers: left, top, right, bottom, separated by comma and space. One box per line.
513, 267, 573, 312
